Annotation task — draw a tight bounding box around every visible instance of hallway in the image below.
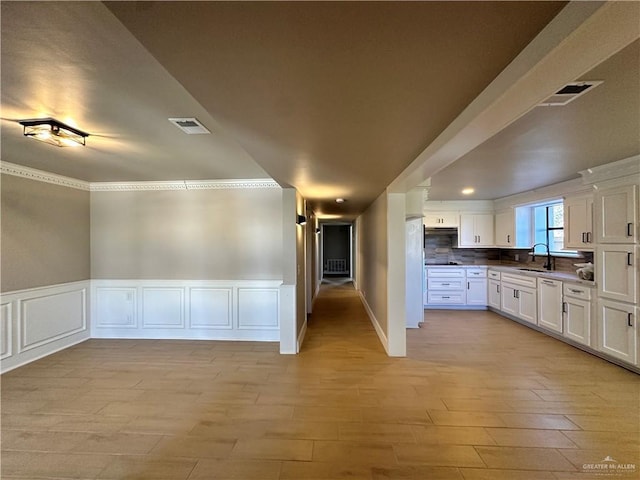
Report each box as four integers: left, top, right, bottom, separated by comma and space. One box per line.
1, 280, 639, 479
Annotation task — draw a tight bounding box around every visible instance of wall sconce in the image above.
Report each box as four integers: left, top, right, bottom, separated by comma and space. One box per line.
19, 118, 89, 147
296, 215, 307, 225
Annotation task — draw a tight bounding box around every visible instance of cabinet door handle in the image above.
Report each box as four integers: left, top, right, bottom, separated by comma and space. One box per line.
569, 288, 583, 294
541, 280, 555, 285
497, 285, 500, 293
467, 282, 470, 289
562, 302, 567, 313
628, 222, 633, 237
442, 296, 450, 299
587, 232, 592, 243
441, 283, 450, 286
629, 313, 633, 327
507, 234, 511, 243
627, 252, 633, 266
581, 232, 586, 243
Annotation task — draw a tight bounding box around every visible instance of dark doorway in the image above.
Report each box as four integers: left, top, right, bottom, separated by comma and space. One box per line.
322, 224, 352, 278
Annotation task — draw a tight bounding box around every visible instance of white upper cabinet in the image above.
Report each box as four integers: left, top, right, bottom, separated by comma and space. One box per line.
596, 184, 638, 244
459, 214, 494, 247
495, 209, 515, 247
423, 212, 458, 228
564, 194, 594, 250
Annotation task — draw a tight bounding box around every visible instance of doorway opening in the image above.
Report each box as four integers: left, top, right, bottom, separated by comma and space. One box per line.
322, 223, 353, 281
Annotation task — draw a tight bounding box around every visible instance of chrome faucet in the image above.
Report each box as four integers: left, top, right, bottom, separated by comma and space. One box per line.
531, 243, 553, 270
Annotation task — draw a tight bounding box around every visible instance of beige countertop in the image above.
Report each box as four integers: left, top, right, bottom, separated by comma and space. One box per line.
424, 263, 595, 286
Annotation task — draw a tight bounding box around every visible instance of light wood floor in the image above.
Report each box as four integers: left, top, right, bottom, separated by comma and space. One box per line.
2, 280, 639, 479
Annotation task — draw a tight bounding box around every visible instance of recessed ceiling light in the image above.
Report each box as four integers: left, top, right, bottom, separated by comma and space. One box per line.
461, 188, 475, 195
335, 198, 345, 203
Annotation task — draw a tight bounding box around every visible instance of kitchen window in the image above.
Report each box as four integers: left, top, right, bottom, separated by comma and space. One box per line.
533, 202, 565, 253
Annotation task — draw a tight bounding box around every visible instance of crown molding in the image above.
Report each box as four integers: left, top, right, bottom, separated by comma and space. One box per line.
90, 179, 280, 191
0, 162, 280, 191
0, 161, 90, 191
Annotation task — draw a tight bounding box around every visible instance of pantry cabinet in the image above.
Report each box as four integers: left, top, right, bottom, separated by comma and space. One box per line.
595, 184, 638, 244
537, 278, 563, 333
564, 195, 594, 250
459, 214, 494, 247
597, 244, 638, 304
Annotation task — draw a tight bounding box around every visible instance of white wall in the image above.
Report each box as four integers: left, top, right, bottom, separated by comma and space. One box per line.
91, 187, 282, 280
356, 192, 389, 344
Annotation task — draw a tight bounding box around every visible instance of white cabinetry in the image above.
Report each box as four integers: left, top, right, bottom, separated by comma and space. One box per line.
563, 283, 593, 347
537, 278, 563, 333
495, 210, 515, 247
424, 212, 458, 228
488, 270, 501, 309
597, 244, 638, 304
595, 184, 638, 244
424, 267, 487, 309
466, 268, 487, 306
598, 299, 637, 365
459, 214, 494, 247
564, 195, 594, 250
425, 268, 466, 306
500, 273, 537, 325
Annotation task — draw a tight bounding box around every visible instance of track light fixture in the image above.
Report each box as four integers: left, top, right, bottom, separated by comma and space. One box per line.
19, 118, 89, 147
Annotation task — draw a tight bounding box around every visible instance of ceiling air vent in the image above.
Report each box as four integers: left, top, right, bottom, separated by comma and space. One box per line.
168, 117, 210, 134
538, 81, 603, 107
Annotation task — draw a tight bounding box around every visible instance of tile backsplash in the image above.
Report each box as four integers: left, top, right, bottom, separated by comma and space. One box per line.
424, 234, 593, 274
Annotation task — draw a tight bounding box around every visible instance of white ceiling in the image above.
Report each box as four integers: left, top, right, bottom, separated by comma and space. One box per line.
2, 1, 638, 217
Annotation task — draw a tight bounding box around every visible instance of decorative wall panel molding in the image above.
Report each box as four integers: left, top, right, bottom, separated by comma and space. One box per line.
238, 288, 279, 329
0, 281, 90, 374
189, 288, 233, 329
1, 303, 12, 360
142, 288, 185, 328
21, 289, 86, 351
91, 280, 281, 341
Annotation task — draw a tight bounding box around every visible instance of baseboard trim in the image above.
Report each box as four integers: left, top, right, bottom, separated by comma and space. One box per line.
357, 290, 389, 354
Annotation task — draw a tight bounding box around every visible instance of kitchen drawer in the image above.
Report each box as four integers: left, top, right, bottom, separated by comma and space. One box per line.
428, 279, 465, 290
488, 270, 501, 280
427, 291, 466, 304
466, 268, 487, 278
501, 272, 537, 289
563, 283, 593, 300
426, 268, 465, 278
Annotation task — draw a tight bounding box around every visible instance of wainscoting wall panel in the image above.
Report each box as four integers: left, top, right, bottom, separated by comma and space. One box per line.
142, 288, 185, 329
92, 280, 281, 342
1, 303, 12, 360
238, 288, 279, 329
0, 281, 90, 373
189, 288, 233, 329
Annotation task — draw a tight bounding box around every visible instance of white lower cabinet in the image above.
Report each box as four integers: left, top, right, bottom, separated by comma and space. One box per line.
500, 273, 537, 325
488, 279, 501, 309
562, 284, 593, 347
537, 278, 563, 333
598, 299, 637, 366
424, 267, 487, 308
